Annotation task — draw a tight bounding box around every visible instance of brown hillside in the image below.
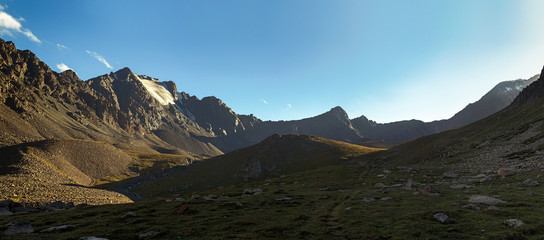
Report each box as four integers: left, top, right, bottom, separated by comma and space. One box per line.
0, 139, 134, 206
127, 134, 383, 197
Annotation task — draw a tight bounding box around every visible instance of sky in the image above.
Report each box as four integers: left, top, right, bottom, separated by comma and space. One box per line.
0, 0, 543, 123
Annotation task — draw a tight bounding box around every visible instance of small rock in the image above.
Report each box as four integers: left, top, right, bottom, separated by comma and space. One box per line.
4, 221, 34, 235
41, 225, 75, 233
413, 192, 420, 195
497, 168, 515, 177
473, 173, 487, 178
276, 197, 293, 201
233, 202, 244, 207
450, 184, 473, 189
503, 219, 524, 228
139, 230, 160, 239
345, 207, 352, 210
374, 183, 386, 188
190, 194, 201, 200
319, 186, 336, 191
523, 179, 539, 186
461, 204, 480, 210
0, 207, 13, 215
363, 197, 375, 203
243, 188, 263, 195
383, 170, 392, 174
468, 195, 507, 205
433, 212, 448, 223
174, 197, 186, 202
442, 171, 458, 178
121, 211, 137, 218
485, 206, 500, 211
380, 197, 393, 201
405, 177, 414, 189
421, 186, 440, 195
79, 237, 109, 240
377, 174, 385, 178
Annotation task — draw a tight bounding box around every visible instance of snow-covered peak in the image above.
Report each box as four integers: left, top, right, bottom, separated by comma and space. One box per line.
135, 75, 175, 105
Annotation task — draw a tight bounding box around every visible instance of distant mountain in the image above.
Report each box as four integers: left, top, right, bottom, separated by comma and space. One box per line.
362, 65, 544, 172
0, 37, 536, 157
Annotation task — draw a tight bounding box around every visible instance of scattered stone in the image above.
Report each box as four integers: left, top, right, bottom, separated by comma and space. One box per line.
383, 170, 392, 174
405, 178, 414, 189
363, 197, 375, 203
0, 207, 13, 215
497, 168, 515, 177
380, 197, 393, 201
473, 174, 487, 178
174, 197, 186, 202
274, 189, 286, 194
139, 230, 160, 239
486, 206, 500, 211
461, 204, 480, 210
276, 197, 293, 201
41, 224, 75, 233
319, 186, 336, 191
79, 237, 109, 240
121, 211, 137, 218
4, 221, 34, 235
450, 184, 473, 189
413, 192, 420, 195
190, 194, 201, 200
421, 186, 440, 195
243, 188, 263, 195
374, 183, 386, 188
468, 195, 507, 205
442, 171, 458, 178
377, 174, 385, 178
433, 213, 448, 223
233, 202, 244, 207
345, 207, 352, 210
503, 219, 525, 228
523, 179, 539, 186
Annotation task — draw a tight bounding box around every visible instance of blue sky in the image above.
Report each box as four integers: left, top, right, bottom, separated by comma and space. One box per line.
1, 1, 544, 123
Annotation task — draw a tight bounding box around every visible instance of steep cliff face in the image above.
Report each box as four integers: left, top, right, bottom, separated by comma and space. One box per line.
0, 39, 221, 156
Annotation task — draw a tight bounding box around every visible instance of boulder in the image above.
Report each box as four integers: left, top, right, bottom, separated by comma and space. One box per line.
468, 195, 506, 205
523, 179, 539, 186
421, 186, 440, 195
497, 168, 515, 177
4, 221, 34, 235
41, 225, 75, 233
433, 212, 448, 223
442, 171, 458, 178
503, 219, 524, 228
0, 207, 13, 216
139, 230, 160, 239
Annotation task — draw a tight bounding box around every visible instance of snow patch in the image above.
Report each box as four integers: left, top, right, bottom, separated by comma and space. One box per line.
515, 85, 523, 91
505, 87, 512, 92
136, 75, 175, 105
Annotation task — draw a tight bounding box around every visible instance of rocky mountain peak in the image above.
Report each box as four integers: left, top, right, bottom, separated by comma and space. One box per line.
510, 66, 544, 107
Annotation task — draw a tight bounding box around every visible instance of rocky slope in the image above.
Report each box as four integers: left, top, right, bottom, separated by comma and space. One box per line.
0, 38, 221, 156
362, 65, 544, 173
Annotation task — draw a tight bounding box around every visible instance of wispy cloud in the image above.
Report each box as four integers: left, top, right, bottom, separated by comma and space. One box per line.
261, 99, 268, 104
56, 43, 69, 51
0, 10, 40, 43
287, 104, 292, 108
86, 50, 113, 69
56, 63, 71, 72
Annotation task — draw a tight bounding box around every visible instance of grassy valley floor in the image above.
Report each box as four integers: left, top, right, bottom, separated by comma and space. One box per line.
2, 162, 544, 239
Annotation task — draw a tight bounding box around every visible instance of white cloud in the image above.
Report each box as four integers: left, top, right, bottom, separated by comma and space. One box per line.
56, 43, 68, 51
86, 50, 113, 69
261, 99, 268, 104
56, 63, 71, 72
0, 11, 40, 43
287, 104, 292, 108
0, 5, 6, 11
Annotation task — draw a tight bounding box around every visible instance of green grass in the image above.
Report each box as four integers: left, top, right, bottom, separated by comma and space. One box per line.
2, 162, 544, 239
